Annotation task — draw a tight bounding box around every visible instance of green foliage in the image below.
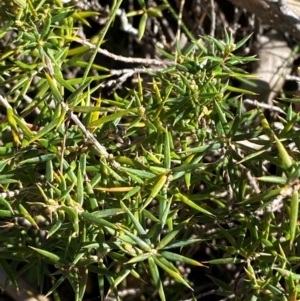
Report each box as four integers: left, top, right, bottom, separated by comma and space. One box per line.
1, 1, 300, 301
127, 1, 169, 40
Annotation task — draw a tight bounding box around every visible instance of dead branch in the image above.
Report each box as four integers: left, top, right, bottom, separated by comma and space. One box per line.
227, 0, 300, 40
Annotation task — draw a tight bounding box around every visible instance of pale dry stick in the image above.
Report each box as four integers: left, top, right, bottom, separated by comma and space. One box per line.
237, 134, 270, 151
104, 70, 135, 93
210, 0, 216, 37
77, 39, 173, 66
118, 288, 141, 298
219, 295, 235, 301
105, 65, 161, 93
255, 195, 284, 215
175, 0, 186, 50
106, 67, 164, 93
110, 67, 165, 76
285, 74, 300, 81
261, 159, 271, 174
66, 105, 119, 167
243, 98, 286, 114
63, 103, 110, 159
255, 184, 299, 215
116, 8, 138, 36
214, 190, 229, 199
246, 170, 261, 194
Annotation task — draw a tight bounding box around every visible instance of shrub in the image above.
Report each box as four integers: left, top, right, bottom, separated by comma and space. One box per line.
0, 1, 300, 301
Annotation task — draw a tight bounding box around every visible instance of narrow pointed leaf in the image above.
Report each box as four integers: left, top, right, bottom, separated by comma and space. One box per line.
126, 253, 151, 264
148, 257, 165, 301
156, 225, 183, 250
175, 192, 214, 217
138, 14, 147, 40
290, 190, 299, 249
153, 256, 193, 290
120, 201, 150, 244
160, 251, 205, 267
141, 174, 167, 211
29, 247, 68, 264
88, 108, 136, 127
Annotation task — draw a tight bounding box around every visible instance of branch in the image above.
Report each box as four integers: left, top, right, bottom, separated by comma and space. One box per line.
227, 0, 300, 40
